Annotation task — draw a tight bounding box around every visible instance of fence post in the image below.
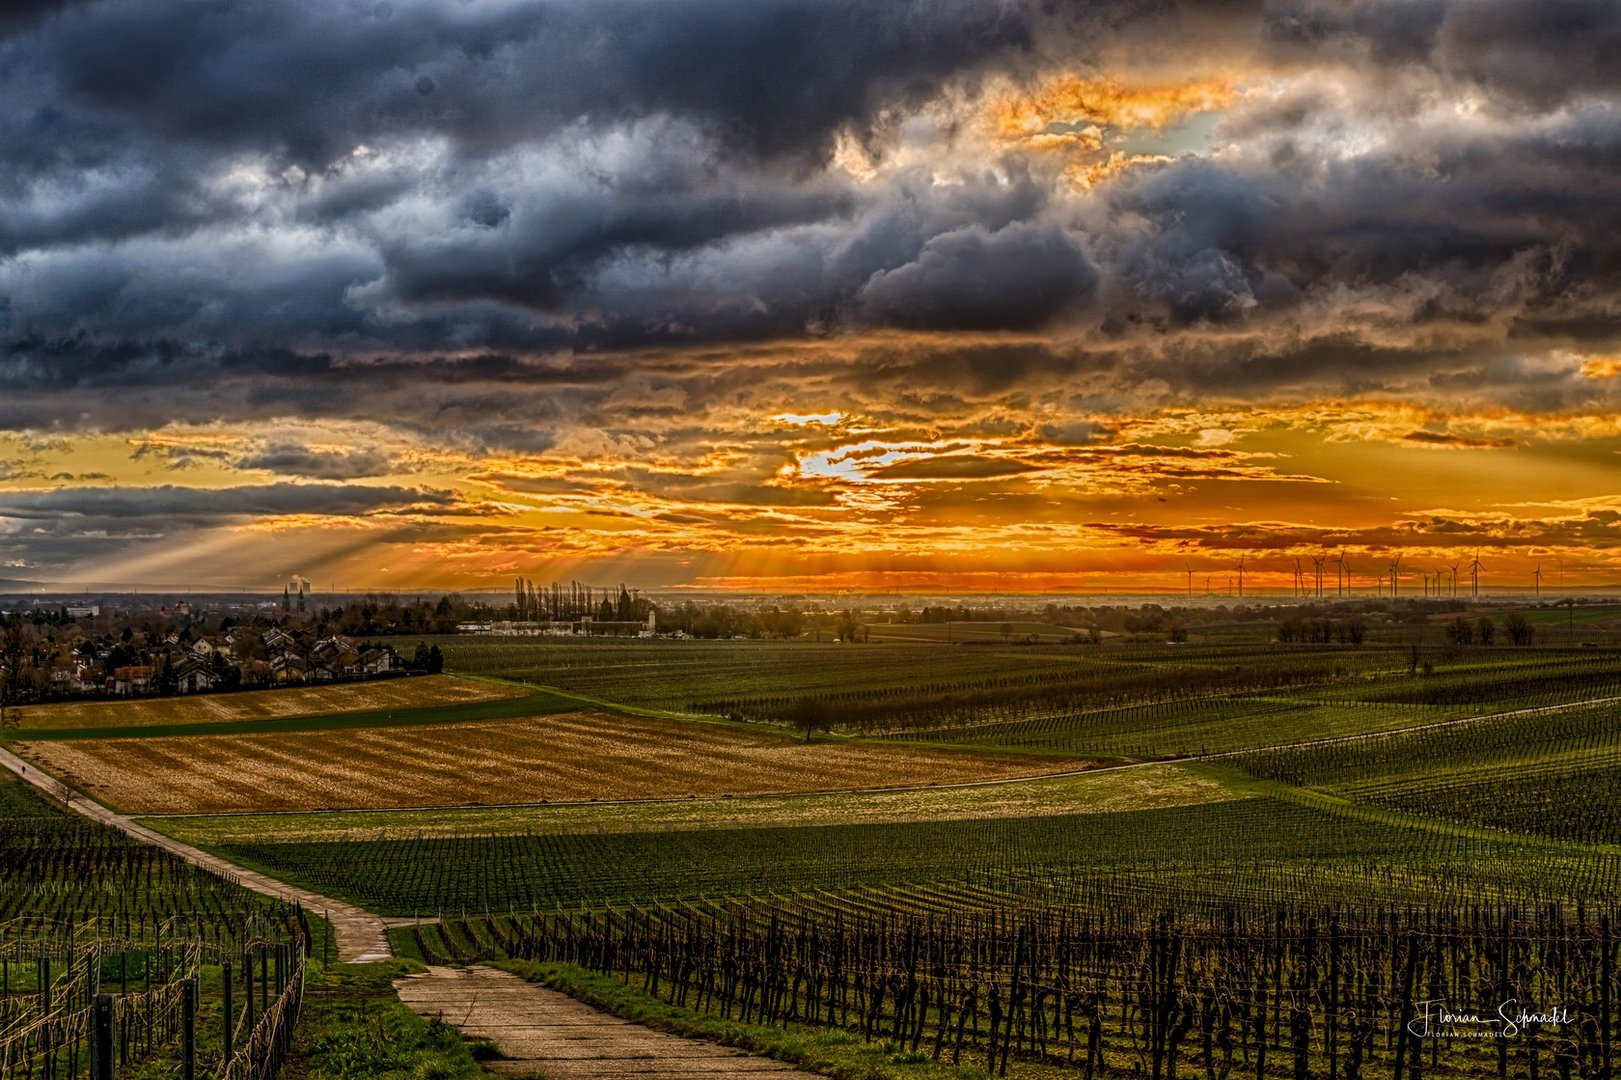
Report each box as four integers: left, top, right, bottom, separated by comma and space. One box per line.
182, 977, 197, 1080
118, 950, 129, 1067
222, 960, 234, 1064
92, 994, 114, 1080
41, 955, 52, 1080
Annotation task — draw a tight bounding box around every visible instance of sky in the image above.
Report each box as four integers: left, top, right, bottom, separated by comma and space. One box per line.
3, 0, 1621, 594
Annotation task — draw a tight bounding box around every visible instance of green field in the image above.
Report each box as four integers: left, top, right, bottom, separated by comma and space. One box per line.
210, 770, 1621, 919
2, 681, 583, 742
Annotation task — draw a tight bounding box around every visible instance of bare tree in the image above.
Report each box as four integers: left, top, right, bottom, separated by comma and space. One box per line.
0, 618, 35, 714
784, 697, 834, 743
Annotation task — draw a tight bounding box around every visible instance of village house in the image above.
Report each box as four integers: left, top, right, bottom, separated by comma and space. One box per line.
112, 665, 154, 696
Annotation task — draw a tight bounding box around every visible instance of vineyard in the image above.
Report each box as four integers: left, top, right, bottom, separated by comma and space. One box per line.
215, 790, 1621, 920
0, 933, 307, 1080
159, 632, 1621, 1077
0, 779, 297, 939
413, 636, 1621, 753
0, 775, 312, 1078
1231, 698, 1621, 848
411, 903, 1621, 1080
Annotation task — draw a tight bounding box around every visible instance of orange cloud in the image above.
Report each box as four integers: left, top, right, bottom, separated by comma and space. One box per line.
994, 75, 1238, 140
991, 74, 1236, 187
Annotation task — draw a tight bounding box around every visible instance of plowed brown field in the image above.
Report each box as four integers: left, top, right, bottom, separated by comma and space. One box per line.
7, 675, 522, 730
17, 712, 1090, 814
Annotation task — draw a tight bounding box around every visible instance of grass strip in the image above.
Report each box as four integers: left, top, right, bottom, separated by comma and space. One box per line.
492, 959, 1017, 1080
287, 959, 497, 1080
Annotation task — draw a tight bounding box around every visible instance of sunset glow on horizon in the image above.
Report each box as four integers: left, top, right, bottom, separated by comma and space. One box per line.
4, 1, 1621, 594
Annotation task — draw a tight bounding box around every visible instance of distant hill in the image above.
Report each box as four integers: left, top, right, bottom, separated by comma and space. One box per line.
0, 577, 44, 592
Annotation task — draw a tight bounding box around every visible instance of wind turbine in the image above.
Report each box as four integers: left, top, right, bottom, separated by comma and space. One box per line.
1185, 562, 1194, 598
1336, 549, 1348, 598
1449, 561, 1462, 599
1388, 554, 1402, 598
1469, 551, 1484, 599
1236, 555, 1246, 599
1533, 562, 1543, 598
1293, 557, 1305, 599
1312, 554, 1327, 599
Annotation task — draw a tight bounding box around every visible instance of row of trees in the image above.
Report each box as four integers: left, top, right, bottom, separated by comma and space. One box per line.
1444, 614, 1535, 646
510, 579, 655, 624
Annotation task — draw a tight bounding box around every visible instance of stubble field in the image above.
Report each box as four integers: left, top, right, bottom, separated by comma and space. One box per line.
16, 710, 1092, 814
144, 761, 1232, 844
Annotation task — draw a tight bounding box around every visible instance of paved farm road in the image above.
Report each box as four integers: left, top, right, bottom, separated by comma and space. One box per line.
396, 965, 823, 1078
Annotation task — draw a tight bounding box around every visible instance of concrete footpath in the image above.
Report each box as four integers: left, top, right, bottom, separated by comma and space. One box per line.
395, 965, 825, 1079
0, 745, 392, 962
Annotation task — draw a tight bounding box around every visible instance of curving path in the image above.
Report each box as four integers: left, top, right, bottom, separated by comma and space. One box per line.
396, 965, 824, 1078
0, 745, 392, 963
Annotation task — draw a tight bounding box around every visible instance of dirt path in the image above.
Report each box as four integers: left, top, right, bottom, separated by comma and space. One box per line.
0, 745, 391, 963
395, 965, 823, 1078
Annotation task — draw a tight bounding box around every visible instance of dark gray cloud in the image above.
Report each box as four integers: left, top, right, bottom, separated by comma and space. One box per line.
0, 482, 459, 579
0, 0, 75, 38
1266, 0, 1621, 110
234, 443, 396, 480
857, 223, 1099, 330
16, 0, 1036, 166
1, 0, 1619, 433
0, 483, 457, 521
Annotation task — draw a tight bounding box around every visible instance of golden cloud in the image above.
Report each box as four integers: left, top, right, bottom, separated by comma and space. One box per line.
991, 74, 1236, 187
993, 75, 1239, 139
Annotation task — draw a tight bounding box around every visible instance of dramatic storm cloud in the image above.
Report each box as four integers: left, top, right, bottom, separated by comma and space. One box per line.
4, 0, 1621, 589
